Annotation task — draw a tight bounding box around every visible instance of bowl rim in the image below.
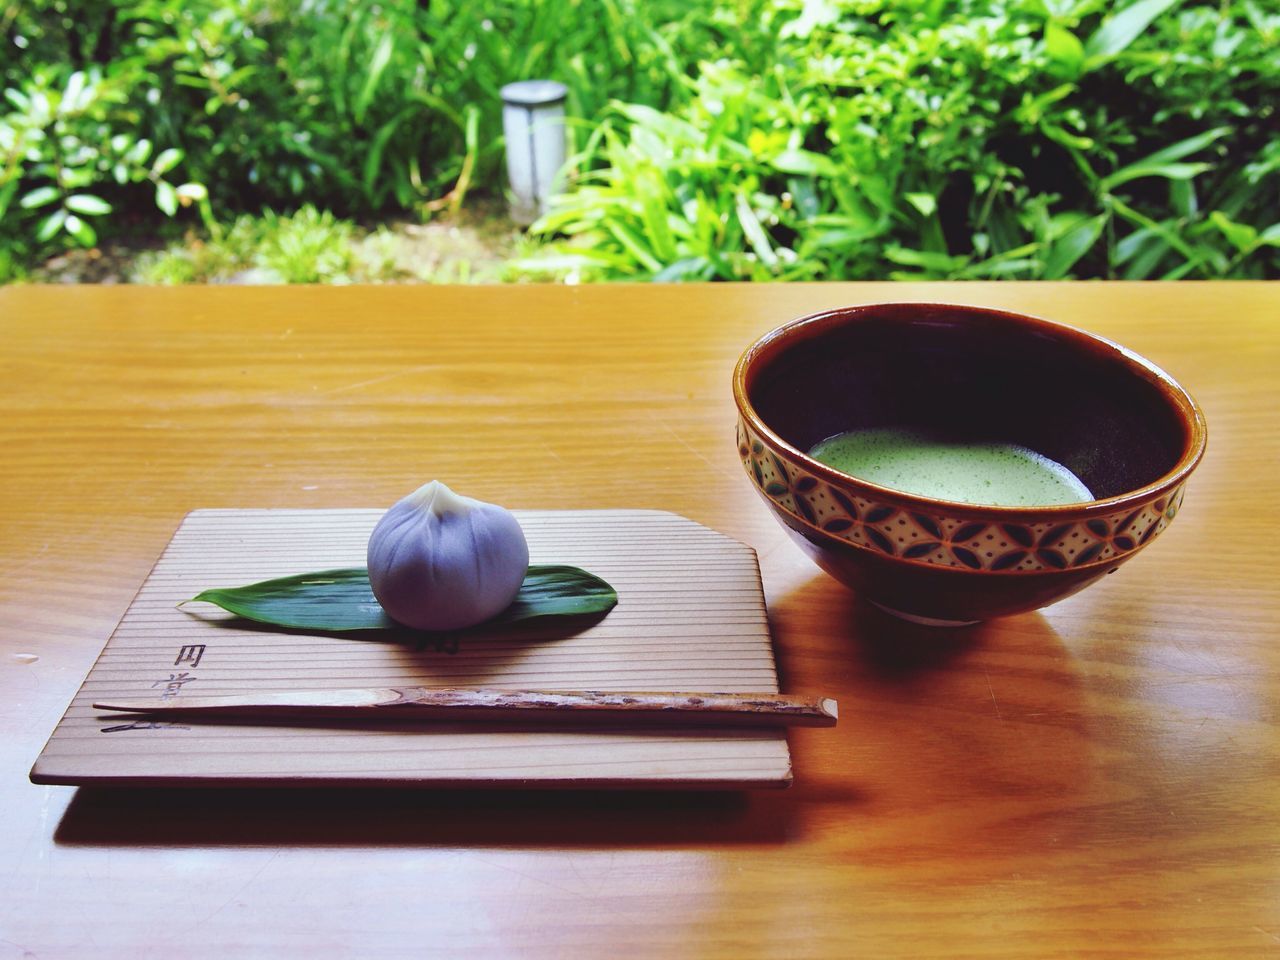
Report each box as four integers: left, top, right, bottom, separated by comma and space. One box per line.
732, 301, 1208, 522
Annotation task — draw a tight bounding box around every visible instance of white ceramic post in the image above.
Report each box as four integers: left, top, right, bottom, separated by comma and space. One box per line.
500, 80, 568, 225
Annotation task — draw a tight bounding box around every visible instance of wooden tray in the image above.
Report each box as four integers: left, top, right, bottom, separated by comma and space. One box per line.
31, 509, 792, 789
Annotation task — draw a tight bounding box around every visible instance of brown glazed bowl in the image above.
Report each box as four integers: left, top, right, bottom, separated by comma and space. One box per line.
733, 303, 1206, 625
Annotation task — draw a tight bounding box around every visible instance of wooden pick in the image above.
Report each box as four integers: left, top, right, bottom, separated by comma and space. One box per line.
93, 687, 838, 728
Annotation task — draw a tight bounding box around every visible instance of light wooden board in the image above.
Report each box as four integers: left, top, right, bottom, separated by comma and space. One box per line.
31, 508, 791, 789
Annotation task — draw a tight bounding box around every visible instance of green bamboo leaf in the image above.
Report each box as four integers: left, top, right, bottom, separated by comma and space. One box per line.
770, 149, 839, 179
1041, 122, 1094, 152
362, 105, 416, 195
606, 220, 662, 272
498, 565, 618, 623
1135, 127, 1231, 167
1042, 214, 1107, 278
1083, 0, 1180, 63
186, 565, 617, 633
638, 176, 677, 263
1115, 225, 1160, 265
805, 211, 883, 250
653, 257, 714, 282
1109, 197, 1200, 264
884, 245, 967, 273
355, 33, 396, 125
1101, 162, 1211, 193
1097, 127, 1229, 195
612, 102, 702, 146
735, 192, 777, 268
1163, 247, 1219, 279
1120, 235, 1173, 279
1169, 179, 1197, 218
956, 242, 1041, 279
1209, 212, 1258, 253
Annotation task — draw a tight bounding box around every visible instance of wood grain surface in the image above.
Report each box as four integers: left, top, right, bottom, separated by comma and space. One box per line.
33, 507, 793, 788
1, 282, 1277, 958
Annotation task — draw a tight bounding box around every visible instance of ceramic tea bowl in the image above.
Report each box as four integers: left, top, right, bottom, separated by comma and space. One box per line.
733, 303, 1206, 624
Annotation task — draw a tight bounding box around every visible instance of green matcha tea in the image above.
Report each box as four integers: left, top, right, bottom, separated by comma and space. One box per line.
808, 428, 1093, 506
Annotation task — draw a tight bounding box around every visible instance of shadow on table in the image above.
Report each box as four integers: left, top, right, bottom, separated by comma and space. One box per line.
53, 781, 838, 848
766, 574, 1099, 858
766, 574, 995, 692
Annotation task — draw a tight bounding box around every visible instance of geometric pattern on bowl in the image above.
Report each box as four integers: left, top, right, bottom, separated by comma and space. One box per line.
738, 419, 1185, 574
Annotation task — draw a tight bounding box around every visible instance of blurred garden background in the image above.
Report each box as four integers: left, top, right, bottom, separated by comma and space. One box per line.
1, 0, 1277, 284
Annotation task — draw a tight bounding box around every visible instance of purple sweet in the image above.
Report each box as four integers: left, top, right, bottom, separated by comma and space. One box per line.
367, 481, 529, 631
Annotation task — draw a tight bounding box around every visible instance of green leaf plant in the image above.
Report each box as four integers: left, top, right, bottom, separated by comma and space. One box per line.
523, 0, 1279, 281
1, 58, 207, 266
186, 565, 618, 633
2, 0, 1276, 280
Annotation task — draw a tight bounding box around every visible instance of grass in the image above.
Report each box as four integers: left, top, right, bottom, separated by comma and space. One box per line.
115, 203, 527, 284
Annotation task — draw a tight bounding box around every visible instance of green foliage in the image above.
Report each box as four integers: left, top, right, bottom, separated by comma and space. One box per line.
0, 8, 209, 263
187, 564, 617, 632
3, 0, 1277, 279
4, 0, 753, 268
528, 0, 1280, 280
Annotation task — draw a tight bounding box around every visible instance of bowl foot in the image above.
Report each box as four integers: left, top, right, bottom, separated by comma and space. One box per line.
870, 602, 980, 628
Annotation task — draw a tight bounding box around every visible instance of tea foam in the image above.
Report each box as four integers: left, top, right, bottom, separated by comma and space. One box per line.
808, 428, 1092, 506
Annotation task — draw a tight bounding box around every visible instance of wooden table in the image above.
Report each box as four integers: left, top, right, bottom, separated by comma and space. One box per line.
1, 282, 1276, 958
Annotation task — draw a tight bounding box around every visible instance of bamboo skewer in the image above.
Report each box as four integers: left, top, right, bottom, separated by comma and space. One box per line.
93, 687, 838, 729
